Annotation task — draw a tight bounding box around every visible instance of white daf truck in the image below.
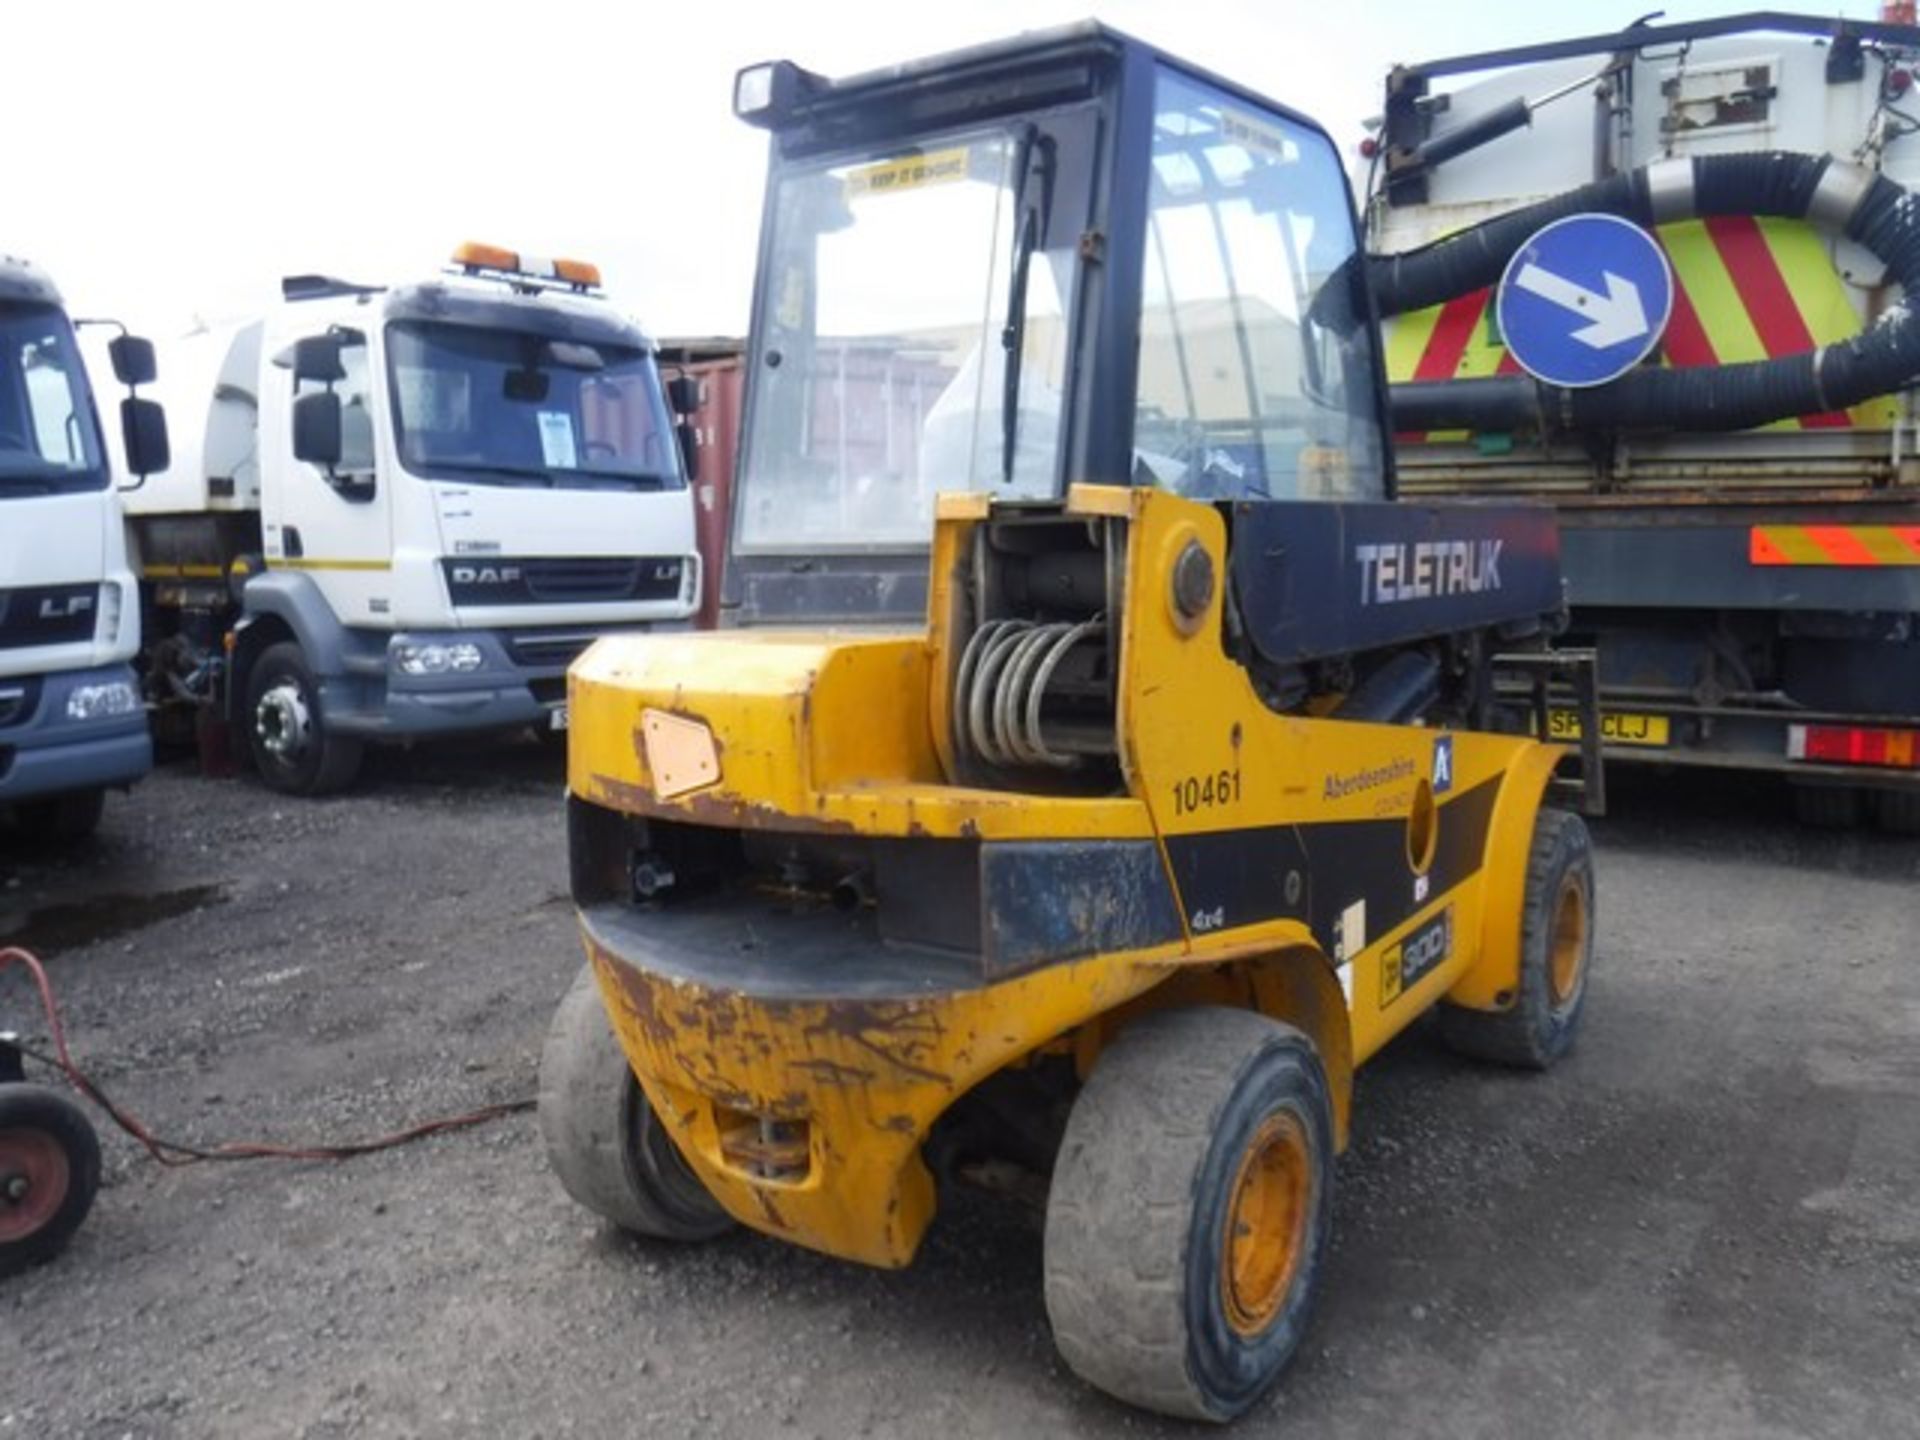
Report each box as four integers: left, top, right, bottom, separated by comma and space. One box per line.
1, 255, 167, 841
123, 244, 703, 795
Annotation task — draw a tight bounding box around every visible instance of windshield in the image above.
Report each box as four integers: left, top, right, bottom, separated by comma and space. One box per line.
735, 125, 1078, 552
385, 321, 683, 491
0, 304, 107, 497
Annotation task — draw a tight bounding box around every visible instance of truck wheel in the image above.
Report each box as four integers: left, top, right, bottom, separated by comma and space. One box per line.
1872, 788, 1920, 837
1790, 783, 1865, 830
1044, 1007, 1334, 1423
1439, 807, 1594, 1069
0, 1084, 102, 1278
12, 788, 106, 845
245, 642, 363, 796
539, 963, 733, 1242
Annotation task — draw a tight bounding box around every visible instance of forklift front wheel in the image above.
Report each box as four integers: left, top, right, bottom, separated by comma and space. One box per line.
1044, 1007, 1334, 1423
1440, 807, 1595, 1069
538, 963, 734, 1243
0, 1083, 102, 1279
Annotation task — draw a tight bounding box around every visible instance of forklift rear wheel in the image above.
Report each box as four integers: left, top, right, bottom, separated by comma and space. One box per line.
0, 1084, 102, 1279
12, 788, 106, 846
245, 642, 364, 796
539, 963, 734, 1242
1044, 1007, 1334, 1423
1439, 807, 1594, 1069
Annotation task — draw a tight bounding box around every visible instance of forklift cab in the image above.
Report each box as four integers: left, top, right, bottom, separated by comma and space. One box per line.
723, 23, 1394, 627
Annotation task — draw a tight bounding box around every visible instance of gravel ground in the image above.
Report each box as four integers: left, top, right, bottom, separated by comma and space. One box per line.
2, 747, 1917, 1439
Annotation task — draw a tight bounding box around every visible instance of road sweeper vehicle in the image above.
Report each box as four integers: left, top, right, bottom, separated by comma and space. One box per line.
119, 246, 703, 794
539, 26, 1600, 1422
0, 254, 167, 842
1370, 9, 1920, 830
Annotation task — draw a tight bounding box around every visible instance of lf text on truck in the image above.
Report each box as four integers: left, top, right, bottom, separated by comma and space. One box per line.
1370, 9, 1920, 830
1, 254, 168, 842
121, 244, 704, 795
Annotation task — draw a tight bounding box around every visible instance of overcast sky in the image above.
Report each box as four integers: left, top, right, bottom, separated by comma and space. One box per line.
14, 0, 1840, 340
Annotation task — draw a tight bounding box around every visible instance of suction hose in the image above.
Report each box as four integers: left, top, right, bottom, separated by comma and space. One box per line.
1371, 152, 1920, 435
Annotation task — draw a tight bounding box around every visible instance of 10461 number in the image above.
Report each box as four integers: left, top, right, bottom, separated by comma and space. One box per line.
1172, 768, 1241, 815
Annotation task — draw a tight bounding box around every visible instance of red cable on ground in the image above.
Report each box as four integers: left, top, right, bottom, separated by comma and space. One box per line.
0, 944, 533, 1166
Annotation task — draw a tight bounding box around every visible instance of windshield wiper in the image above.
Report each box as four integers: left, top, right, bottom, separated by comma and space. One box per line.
1000, 125, 1055, 486
556, 467, 675, 491
434, 462, 555, 487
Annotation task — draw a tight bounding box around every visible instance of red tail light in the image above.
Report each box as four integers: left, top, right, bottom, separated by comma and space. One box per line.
1788, 724, 1919, 768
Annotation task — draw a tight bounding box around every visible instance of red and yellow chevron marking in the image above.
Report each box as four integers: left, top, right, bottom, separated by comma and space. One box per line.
1386, 217, 1900, 440
1750, 524, 1920, 565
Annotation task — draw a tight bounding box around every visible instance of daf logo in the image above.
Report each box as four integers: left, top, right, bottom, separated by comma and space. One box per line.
451, 565, 522, 585
647, 562, 681, 581
38, 594, 94, 620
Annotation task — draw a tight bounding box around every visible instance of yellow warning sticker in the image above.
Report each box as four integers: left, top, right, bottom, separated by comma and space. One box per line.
1221, 107, 1294, 164
844, 147, 971, 200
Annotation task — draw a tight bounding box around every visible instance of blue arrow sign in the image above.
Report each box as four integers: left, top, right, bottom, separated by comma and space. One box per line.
1495, 213, 1673, 389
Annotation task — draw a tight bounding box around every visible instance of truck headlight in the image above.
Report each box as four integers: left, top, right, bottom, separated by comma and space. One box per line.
66, 680, 141, 720
392, 642, 485, 676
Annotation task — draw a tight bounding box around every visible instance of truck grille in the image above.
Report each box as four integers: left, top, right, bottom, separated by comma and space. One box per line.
0, 584, 98, 650
441, 557, 684, 607
504, 633, 599, 670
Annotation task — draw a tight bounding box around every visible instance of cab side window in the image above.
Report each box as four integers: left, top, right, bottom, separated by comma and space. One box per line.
1132, 69, 1386, 502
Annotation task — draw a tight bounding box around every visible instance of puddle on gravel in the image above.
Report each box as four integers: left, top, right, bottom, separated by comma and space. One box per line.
0, 883, 227, 954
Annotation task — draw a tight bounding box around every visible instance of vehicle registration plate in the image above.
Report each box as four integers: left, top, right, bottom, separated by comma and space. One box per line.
549, 705, 569, 732
1546, 708, 1669, 747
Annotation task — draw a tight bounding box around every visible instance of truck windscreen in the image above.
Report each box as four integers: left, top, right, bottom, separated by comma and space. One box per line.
385, 322, 684, 491
734, 124, 1082, 553
0, 304, 107, 496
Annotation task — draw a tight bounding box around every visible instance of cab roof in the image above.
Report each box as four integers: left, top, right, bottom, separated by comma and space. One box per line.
0, 254, 63, 308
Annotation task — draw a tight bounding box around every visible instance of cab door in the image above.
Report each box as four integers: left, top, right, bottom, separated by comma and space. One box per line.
260, 325, 395, 626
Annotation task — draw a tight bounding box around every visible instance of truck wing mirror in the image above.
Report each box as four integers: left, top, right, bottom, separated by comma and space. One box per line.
119, 397, 170, 484
666, 375, 701, 416
108, 335, 158, 387
676, 420, 701, 482
290, 334, 347, 384
292, 390, 343, 468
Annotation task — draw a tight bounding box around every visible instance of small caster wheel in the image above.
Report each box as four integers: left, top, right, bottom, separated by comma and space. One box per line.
0, 1084, 102, 1278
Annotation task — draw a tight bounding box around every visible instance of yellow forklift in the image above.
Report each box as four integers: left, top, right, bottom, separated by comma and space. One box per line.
539, 25, 1601, 1422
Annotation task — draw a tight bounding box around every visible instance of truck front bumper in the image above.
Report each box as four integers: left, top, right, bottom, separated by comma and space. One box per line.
0, 662, 152, 804
325, 626, 675, 740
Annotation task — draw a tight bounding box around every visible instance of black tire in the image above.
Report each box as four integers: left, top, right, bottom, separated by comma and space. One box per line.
1873, 788, 1920, 837
244, 641, 363, 796
538, 963, 733, 1242
0, 1083, 102, 1279
1439, 807, 1595, 1069
13, 788, 106, 845
1790, 782, 1865, 830
1044, 1007, 1335, 1423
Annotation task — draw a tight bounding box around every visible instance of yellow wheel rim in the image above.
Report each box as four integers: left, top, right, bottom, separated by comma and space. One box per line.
1548, 873, 1588, 1009
1220, 1112, 1312, 1338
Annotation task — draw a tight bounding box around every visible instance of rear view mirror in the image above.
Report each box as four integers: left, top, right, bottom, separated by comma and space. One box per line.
291, 334, 347, 384
504, 369, 551, 403
677, 421, 701, 482
666, 375, 701, 416
120, 397, 170, 481
108, 335, 158, 387
292, 391, 342, 467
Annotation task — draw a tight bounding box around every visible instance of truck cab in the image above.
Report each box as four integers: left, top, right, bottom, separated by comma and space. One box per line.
0, 255, 163, 842
124, 246, 703, 794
